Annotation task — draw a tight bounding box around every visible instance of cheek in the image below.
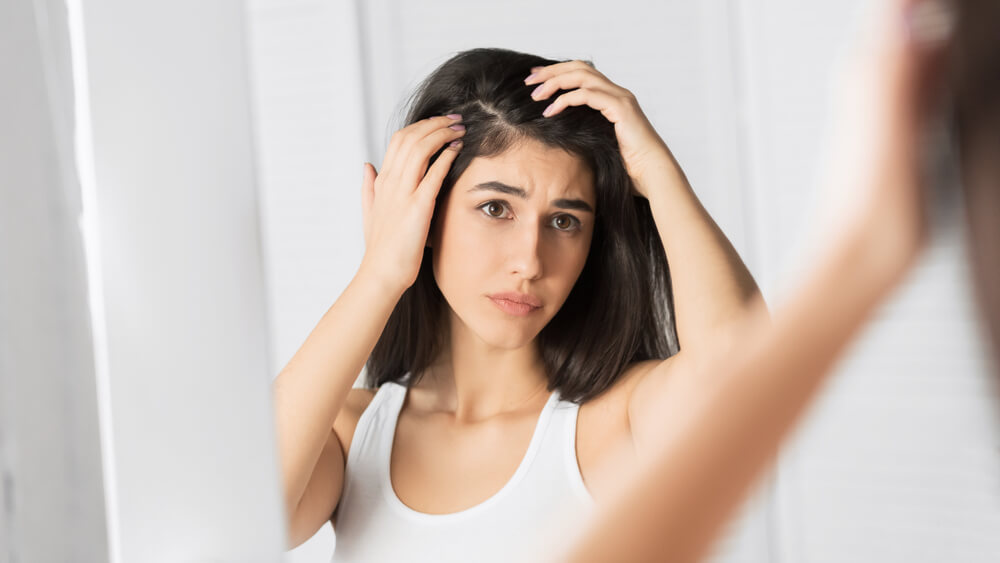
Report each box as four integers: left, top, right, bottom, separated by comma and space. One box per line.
553, 227, 592, 266
554, 234, 593, 290
431, 212, 493, 288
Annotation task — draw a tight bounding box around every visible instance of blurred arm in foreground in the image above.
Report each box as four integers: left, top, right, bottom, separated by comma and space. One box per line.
551, 0, 997, 561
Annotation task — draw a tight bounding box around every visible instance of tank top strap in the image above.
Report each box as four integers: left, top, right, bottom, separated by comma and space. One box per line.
546, 391, 594, 505
342, 374, 410, 490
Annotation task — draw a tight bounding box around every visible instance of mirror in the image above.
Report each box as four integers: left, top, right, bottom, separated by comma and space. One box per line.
3, 1, 997, 562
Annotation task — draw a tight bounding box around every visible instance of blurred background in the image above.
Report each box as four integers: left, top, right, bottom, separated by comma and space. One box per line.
2, 0, 998, 562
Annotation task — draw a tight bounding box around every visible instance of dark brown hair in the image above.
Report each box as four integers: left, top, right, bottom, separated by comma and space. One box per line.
952, 0, 1000, 373
363, 48, 678, 403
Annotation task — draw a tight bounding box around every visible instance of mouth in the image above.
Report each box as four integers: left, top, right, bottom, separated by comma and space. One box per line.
488, 296, 541, 317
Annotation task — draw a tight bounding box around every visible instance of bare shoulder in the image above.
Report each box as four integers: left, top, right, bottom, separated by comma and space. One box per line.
331, 387, 377, 458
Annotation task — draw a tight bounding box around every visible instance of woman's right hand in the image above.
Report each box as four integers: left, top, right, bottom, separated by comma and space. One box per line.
359, 114, 466, 294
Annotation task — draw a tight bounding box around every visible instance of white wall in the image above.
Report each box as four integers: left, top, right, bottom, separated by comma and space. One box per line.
76, 0, 286, 559
247, 0, 1000, 562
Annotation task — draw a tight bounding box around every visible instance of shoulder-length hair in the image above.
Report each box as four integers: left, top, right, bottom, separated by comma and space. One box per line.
364, 47, 678, 403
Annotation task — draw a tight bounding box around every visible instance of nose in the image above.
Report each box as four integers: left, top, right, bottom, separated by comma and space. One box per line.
509, 221, 543, 280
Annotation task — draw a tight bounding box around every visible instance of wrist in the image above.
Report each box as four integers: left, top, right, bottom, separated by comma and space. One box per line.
356, 257, 409, 303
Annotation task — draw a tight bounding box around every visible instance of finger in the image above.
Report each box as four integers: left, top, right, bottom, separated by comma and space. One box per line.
396, 118, 465, 184
524, 59, 601, 85
528, 68, 627, 104
399, 124, 466, 192
541, 87, 633, 122
383, 114, 462, 178
415, 138, 462, 203
361, 161, 376, 244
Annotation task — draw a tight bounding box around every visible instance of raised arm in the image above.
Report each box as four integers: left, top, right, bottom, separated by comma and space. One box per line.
273, 264, 402, 544
559, 198, 926, 563
551, 0, 955, 560
523, 44, 769, 473
524, 61, 765, 360
636, 149, 766, 354
272, 114, 466, 545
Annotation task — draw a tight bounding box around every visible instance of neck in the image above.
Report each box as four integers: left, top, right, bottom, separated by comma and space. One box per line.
414, 313, 551, 422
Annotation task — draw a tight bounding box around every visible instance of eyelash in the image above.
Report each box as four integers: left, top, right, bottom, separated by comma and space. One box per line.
476, 200, 582, 232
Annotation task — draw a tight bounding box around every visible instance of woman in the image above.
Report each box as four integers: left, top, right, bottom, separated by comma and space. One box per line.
271, 45, 764, 560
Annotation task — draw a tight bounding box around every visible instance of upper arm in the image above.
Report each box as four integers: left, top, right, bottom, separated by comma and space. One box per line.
285, 387, 375, 550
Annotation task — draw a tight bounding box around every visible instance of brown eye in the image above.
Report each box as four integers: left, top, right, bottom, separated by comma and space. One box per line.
552, 214, 581, 232
479, 201, 508, 218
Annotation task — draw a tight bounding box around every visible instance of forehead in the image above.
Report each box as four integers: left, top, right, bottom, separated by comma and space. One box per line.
460, 138, 595, 203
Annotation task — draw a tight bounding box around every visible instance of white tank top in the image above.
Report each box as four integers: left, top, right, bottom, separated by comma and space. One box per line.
330, 374, 596, 562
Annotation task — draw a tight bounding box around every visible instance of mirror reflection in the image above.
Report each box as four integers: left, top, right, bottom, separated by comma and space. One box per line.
4, 0, 997, 562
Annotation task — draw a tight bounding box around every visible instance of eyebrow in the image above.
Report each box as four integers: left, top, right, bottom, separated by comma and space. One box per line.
468, 181, 595, 213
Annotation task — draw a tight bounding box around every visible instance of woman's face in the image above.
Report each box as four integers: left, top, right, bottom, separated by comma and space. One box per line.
429, 137, 596, 350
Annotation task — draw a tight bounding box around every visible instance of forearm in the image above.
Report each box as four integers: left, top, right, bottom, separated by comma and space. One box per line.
637, 150, 765, 352
271, 262, 403, 517
558, 212, 923, 563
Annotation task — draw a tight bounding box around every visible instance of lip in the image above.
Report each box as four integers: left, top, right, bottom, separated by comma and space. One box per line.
488, 291, 543, 308
487, 292, 543, 317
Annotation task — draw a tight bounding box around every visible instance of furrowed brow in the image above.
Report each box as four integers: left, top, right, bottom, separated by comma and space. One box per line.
468, 181, 594, 213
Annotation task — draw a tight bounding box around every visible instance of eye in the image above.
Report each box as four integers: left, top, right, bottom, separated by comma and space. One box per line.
479, 200, 508, 219
552, 214, 582, 232
476, 200, 582, 232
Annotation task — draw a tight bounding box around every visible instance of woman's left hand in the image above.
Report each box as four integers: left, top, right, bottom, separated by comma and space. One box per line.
524, 61, 675, 198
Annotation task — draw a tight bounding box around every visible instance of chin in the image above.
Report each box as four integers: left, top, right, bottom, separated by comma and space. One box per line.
479, 331, 539, 351
470, 306, 546, 350
493, 319, 552, 347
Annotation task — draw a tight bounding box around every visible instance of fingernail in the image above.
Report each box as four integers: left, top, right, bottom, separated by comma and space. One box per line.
542, 103, 555, 117
446, 113, 462, 120
530, 84, 544, 99
449, 140, 462, 148
524, 72, 538, 84
449, 124, 465, 131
